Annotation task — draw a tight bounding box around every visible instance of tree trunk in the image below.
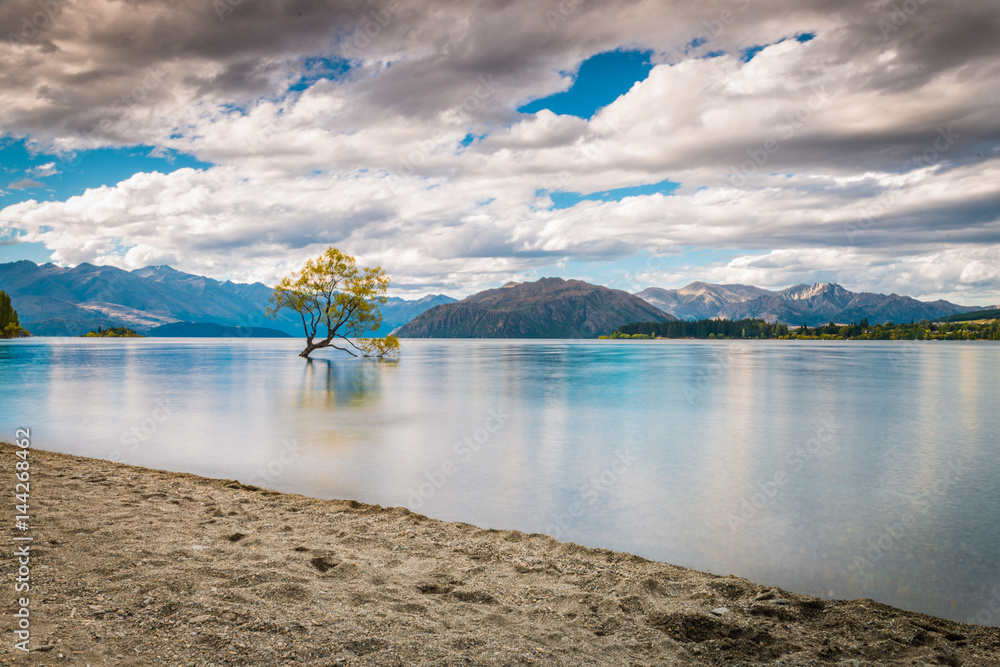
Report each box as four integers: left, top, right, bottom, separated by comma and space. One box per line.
300, 334, 320, 358
300, 334, 341, 358
300, 339, 331, 358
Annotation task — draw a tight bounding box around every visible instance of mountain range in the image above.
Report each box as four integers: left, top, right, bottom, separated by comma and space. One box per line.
147, 322, 292, 338
637, 282, 978, 326
0, 261, 455, 337
0, 260, 988, 337
395, 277, 676, 338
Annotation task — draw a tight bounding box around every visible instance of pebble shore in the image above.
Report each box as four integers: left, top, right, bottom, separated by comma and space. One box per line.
3, 442, 999, 666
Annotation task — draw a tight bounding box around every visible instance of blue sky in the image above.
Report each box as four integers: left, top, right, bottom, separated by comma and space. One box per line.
1, 138, 211, 263
0, 138, 210, 206
1, 0, 998, 303
546, 179, 681, 210
2, 49, 658, 216
518, 49, 653, 119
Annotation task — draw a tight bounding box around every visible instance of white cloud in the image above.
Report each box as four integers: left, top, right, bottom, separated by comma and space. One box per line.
0, 0, 997, 302
28, 162, 58, 177
4, 154, 998, 302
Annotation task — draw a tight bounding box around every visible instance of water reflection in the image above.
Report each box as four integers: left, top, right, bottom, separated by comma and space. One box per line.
0, 338, 998, 624
299, 356, 389, 409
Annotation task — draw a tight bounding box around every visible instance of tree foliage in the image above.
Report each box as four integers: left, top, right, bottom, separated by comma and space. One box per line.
267, 247, 400, 359
606, 316, 1000, 341
610, 318, 791, 339
939, 308, 1000, 323
786, 318, 1000, 340
83, 325, 142, 337
0, 290, 30, 338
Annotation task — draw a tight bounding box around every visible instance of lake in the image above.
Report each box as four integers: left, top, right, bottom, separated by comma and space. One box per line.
2, 337, 999, 625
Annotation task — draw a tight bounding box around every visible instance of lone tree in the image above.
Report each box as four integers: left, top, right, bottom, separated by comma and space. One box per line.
267, 247, 400, 359
0, 291, 30, 338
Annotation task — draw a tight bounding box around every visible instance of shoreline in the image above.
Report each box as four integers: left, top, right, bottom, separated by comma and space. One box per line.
3, 442, 999, 666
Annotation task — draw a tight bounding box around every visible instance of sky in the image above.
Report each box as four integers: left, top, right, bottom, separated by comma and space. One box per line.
1, 0, 999, 304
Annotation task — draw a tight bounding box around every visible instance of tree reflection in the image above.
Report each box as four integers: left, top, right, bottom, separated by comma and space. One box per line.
299, 356, 392, 409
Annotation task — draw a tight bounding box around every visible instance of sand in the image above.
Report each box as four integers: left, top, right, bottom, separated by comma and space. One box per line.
3, 442, 999, 666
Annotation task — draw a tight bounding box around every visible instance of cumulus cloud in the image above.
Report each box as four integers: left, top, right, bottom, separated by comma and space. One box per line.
0, 0, 998, 302
28, 162, 58, 177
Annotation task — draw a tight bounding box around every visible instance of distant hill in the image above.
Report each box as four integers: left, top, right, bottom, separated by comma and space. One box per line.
940, 308, 1000, 323
371, 295, 457, 336
0, 261, 455, 337
396, 277, 677, 338
636, 281, 976, 325
147, 322, 292, 338
3, 259, 980, 335
0, 260, 293, 336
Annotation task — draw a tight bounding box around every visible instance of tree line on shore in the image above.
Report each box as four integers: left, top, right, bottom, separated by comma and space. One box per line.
606, 318, 791, 339
607, 317, 1000, 340
83, 325, 142, 337
940, 307, 1000, 323
0, 290, 30, 338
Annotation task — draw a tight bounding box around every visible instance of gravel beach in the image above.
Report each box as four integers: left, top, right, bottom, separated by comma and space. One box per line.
3, 442, 999, 666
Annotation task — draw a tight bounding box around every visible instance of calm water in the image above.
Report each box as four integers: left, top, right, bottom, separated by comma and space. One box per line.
2, 338, 999, 624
